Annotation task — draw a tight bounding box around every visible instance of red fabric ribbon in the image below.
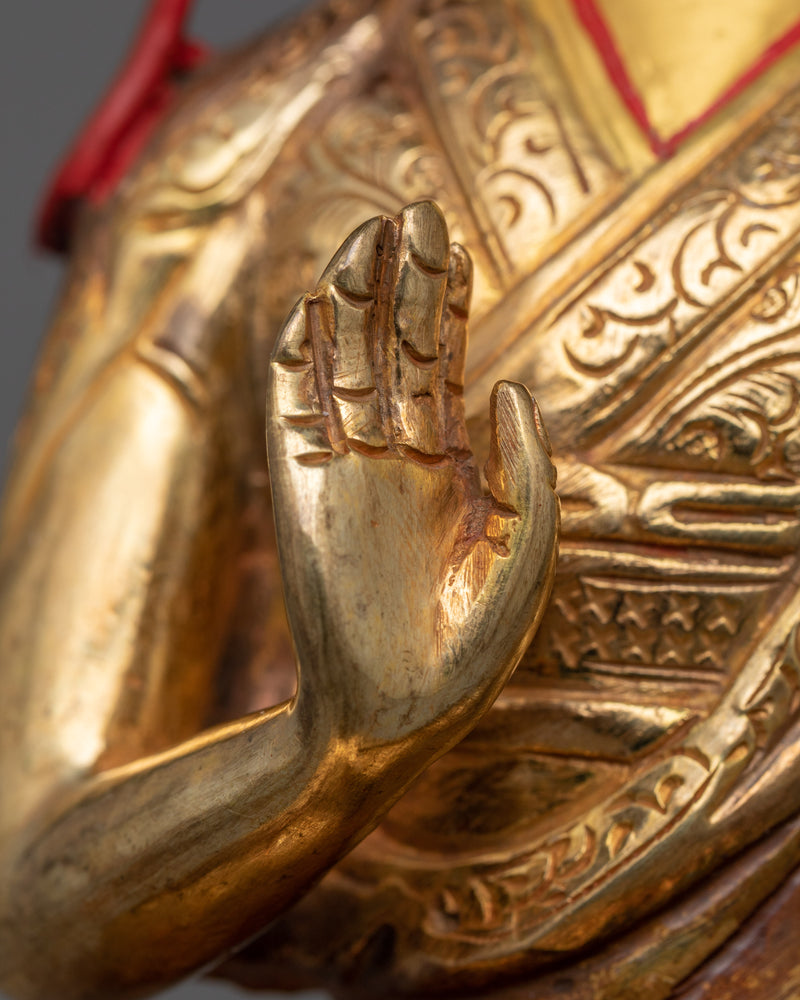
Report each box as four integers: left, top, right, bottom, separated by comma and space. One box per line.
37, 0, 207, 253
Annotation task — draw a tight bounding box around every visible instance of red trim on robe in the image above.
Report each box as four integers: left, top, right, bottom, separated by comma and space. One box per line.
37, 0, 207, 253
571, 0, 800, 159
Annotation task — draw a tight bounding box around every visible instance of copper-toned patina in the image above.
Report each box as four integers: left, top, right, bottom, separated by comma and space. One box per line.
1, 2, 800, 999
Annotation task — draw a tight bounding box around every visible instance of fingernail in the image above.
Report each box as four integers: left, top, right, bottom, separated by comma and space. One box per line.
401, 202, 449, 272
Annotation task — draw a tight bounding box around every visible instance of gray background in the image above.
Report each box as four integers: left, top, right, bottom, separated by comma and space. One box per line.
1, 3, 329, 998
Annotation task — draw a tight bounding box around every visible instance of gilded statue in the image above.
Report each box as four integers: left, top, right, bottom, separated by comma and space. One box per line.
1, 1, 799, 998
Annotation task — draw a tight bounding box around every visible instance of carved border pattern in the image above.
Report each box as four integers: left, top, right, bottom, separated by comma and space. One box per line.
625, 258, 800, 481
257, 0, 619, 342
331, 615, 800, 965
537, 92, 800, 445
412, 0, 618, 281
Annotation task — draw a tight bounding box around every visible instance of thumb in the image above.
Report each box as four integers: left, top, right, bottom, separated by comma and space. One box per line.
481, 380, 559, 653
486, 380, 556, 511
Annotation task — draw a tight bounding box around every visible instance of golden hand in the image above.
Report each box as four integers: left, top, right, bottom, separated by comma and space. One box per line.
268, 202, 559, 752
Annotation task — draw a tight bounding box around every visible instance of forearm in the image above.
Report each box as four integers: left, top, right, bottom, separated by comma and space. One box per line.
0, 356, 309, 997
2, 701, 393, 1000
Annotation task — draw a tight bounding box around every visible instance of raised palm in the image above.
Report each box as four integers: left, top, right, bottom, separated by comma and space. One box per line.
267, 202, 558, 750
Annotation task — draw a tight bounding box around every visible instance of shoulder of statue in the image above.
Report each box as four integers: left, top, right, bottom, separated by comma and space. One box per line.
126, 0, 389, 220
